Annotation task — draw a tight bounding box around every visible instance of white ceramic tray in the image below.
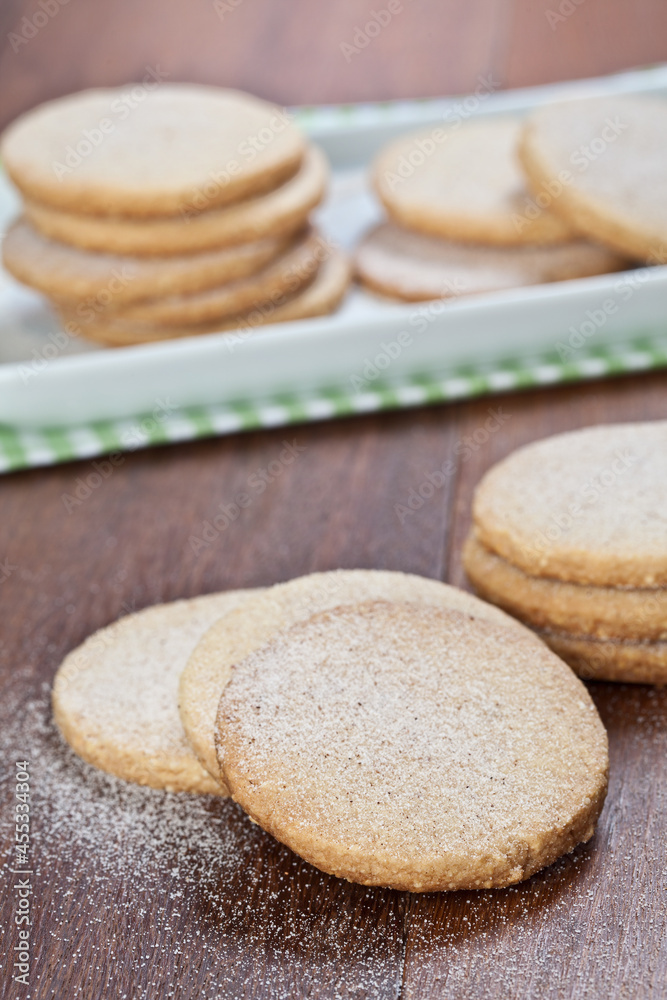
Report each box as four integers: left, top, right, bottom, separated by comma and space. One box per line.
1, 64, 666, 428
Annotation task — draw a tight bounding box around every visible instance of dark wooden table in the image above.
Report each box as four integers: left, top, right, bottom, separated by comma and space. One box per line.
1, 3, 667, 998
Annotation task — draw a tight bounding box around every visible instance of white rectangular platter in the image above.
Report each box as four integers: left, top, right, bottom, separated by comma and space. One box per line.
1, 64, 666, 428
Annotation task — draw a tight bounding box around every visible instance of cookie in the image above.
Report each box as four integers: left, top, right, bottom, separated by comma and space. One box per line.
217, 600, 608, 891
373, 117, 574, 245
518, 95, 667, 263
180, 568, 533, 786
472, 421, 667, 587
68, 228, 324, 326
57, 250, 351, 345
1, 84, 305, 216
23, 145, 328, 256
52, 590, 259, 794
355, 222, 626, 302
537, 629, 667, 685
3, 217, 293, 306
463, 533, 667, 642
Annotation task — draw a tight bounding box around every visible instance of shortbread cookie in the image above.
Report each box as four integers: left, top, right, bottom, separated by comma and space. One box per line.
3, 218, 293, 306
53, 590, 258, 793
180, 568, 532, 786
1, 84, 305, 216
374, 117, 574, 245
68, 229, 323, 326
217, 601, 608, 891
57, 250, 351, 345
518, 95, 667, 263
24, 146, 328, 256
472, 421, 667, 587
463, 533, 667, 642
537, 629, 667, 685
355, 222, 625, 302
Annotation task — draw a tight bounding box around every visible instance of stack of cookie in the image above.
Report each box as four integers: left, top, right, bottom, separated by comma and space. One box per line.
464, 421, 667, 684
355, 94, 667, 301
52, 569, 608, 892
1, 84, 350, 346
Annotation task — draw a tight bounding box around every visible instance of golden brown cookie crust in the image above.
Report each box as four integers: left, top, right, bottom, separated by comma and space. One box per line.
463, 532, 667, 642
180, 569, 532, 787
355, 221, 625, 302
52, 591, 259, 793
518, 95, 667, 263
472, 421, 667, 587
217, 601, 608, 891
63, 229, 323, 327
537, 629, 667, 685
373, 117, 575, 245
1, 84, 305, 216
23, 146, 328, 256
56, 250, 350, 345
3, 218, 293, 306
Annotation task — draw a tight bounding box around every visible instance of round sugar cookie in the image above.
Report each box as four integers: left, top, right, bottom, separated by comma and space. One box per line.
23, 146, 328, 256
373, 117, 574, 245
52, 590, 259, 794
463, 533, 667, 643
98, 228, 323, 325
3, 218, 293, 306
518, 95, 667, 263
355, 222, 625, 302
56, 250, 351, 345
180, 568, 533, 786
217, 601, 608, 891
66, 228, 323, 326
1, 85, 305, 216
472, 421, 667, 588
537, 629, 667, 685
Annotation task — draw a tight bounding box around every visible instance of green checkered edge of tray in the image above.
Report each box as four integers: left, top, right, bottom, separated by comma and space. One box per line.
1, 334, 666, 474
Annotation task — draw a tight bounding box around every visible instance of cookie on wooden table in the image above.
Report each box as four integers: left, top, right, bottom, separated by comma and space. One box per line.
23, 146, 328, 256
180, 568, 533, 786
57, 250, 351, 345
1, 84, 305, 216
463, 532, 667, 642
216, 601, 608, 891
355, 221, 625, 301
464, 421, 667, 684
518, 95, 667, 263
536, 630, 667, 685
463, 534, 667, 684
471, 421, 667, 588
373, 117, 574, 245
52, 590, 259, 794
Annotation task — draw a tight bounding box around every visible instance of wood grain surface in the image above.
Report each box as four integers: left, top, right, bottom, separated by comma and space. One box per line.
1, 3, 667, 999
